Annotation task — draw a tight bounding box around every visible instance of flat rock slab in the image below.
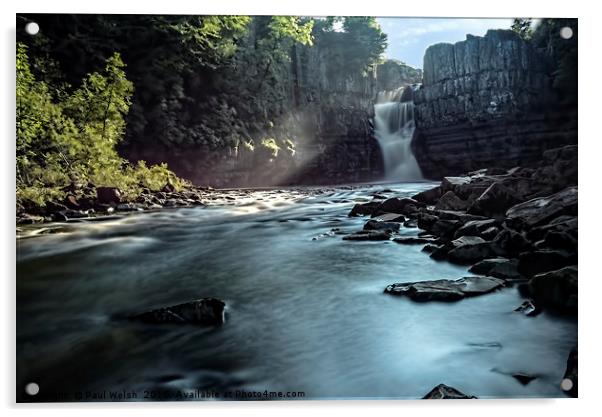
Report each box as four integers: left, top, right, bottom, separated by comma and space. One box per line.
342, 230, 391, 241
422, 384, 477, 399
131, 298, 225, 325
384, 276, 504, 302
393, 236, 437, 245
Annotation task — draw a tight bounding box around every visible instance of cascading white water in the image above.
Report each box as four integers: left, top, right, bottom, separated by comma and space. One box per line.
374, 86, 423, 181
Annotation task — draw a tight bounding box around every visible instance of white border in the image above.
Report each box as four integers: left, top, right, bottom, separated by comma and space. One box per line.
2, 1, 598, 416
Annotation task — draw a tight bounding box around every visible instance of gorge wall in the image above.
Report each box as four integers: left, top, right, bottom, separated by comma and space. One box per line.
412, 29, 577, 179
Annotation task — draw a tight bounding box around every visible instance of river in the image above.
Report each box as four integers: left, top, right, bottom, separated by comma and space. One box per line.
16, 182, 576, 401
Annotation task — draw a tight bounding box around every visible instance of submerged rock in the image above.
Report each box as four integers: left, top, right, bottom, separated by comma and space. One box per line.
131, 298, 226, 325
384, 276, 504, 301
512, 373, 537, 385
422, 384, 477, 399
514, 300, 541, 316
373, 212, 406, 223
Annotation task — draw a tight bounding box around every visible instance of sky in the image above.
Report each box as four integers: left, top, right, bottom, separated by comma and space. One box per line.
375, 18, 514, 69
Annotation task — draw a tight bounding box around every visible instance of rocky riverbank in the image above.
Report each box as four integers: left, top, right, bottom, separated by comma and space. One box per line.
344, 144, 578, 397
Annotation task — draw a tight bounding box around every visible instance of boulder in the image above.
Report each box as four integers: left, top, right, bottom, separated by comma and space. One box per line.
506, 187, 578, 230
447, 236, 495, 264
96, 186, 122, 205
468, 182, 521, 218
492, 228, 532, 257
348, 201, 382, 217
412, 186, 442, 204
441, 176, 472, 194
518, 250, 575, 277
527, 215, 577, 242
384, 276, 504, 301
435, 191, 468, 211
378, 197, 424, 215
422, 384, 477, 399
342, 230, 391, 241
528, 266, 577, 311
422, 243, 440, 253
454, 219, 498, 239
469, 258, 524, 280
131, 298, 226, 325
430, 219, 461, 238
417, 212, 439, 230
363, 220, 400, 232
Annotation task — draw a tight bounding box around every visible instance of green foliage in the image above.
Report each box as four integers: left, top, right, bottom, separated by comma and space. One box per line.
16, 43, 184, 208
511, 18, 534, 40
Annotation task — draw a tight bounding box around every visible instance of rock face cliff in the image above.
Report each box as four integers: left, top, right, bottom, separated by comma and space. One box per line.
413, 30, 577, 179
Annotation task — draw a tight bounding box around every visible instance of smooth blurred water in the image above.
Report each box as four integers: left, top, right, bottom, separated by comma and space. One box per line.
16, 183, 576, 401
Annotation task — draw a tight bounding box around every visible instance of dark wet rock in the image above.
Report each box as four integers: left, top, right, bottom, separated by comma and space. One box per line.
417, 212, 439, 230
514, 300, 541, 316
378, 197, 424, 215
431, 219, 461, 238
447, 236, 495, 264
468, 182, 521, 218
480, 226, 500, 241
393, 236, 437, 245
563, 348, 578, 398
363, 220, 400, 232
527, 215, 577, 242
343, 230, 391, 241
432, 210, 487, 223
348, 201, 381, 217
435, 191, 469, 211
116, 203, 144, 212
16, 213, 45, 224
412, 186, 442, 205
506, 186, 578, 230
385, 276, 504, 301
422, 384, 477, 399
492, 228, 532, 257
454, 219, 498, 239
441, 176, 472, 194
538, 230, 577, 253
373, 212, 406, 223
403, 218, 418, 228
528, 266, 577, 311
422, 243, 440, 253
469, 258, 524, 281
52, 209, 89, 221
518, 250, 575, 277
131, 298, 226, 325
96, 186, 122, 205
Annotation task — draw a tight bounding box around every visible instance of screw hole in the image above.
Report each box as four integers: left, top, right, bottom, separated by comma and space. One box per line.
25, 382, 39, 396
25, 22, 39, 36
560, 26, 573, 40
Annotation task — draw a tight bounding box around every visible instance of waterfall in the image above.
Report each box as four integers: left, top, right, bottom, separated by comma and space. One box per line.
374, 86, 423, 181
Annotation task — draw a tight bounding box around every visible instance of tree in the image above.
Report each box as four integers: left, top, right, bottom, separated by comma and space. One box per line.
511, 18, 533, 40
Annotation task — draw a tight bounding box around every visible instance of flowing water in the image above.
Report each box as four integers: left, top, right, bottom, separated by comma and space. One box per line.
16, 183, 576, 401
374, 88, 423, 181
